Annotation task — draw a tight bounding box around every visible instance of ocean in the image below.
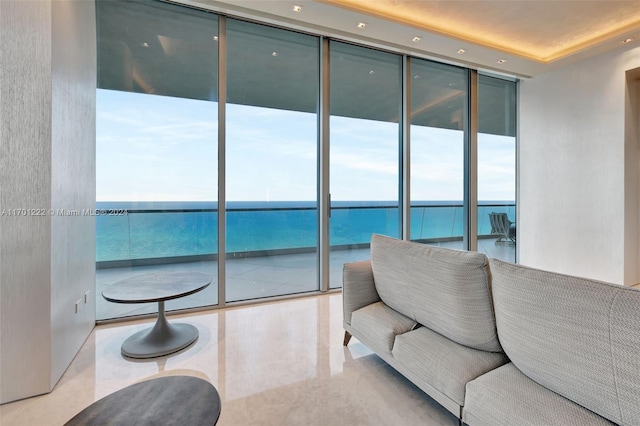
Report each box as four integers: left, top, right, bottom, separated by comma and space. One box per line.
95, 201, 515, 263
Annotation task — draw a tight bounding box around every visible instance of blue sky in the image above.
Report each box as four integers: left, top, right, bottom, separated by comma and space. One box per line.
97, 89, 515, 202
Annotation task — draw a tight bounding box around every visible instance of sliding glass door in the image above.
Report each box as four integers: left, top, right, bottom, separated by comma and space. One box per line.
477, 76, 517, 261
329, 42, 402, 288
96, 0, 218, 320
225, 19, 319, 301
409, 59, 467, 250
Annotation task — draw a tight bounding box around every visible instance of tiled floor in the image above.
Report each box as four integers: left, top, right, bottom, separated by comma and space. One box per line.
1, 239, 515, 425
96, 239, 515, 320
0, 294, 460, 426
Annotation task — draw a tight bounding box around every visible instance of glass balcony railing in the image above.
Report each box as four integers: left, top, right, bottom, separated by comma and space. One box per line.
96, 202, 515, 266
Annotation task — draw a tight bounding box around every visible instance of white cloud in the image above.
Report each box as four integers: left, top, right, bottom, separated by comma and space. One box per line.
97, 90, 515, 203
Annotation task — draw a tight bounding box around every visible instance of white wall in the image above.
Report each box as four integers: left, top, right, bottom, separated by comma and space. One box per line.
0, 0, 96, 404
0, 0, 54, 403
519, 45, 640, 285
624, 69, 640, 287
50, 0, 96, 387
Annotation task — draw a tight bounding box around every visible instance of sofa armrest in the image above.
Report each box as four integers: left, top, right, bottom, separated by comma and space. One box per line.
343, 260, 380, 326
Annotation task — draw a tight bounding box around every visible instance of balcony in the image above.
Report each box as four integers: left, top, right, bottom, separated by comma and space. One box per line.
96, 202, 515, 320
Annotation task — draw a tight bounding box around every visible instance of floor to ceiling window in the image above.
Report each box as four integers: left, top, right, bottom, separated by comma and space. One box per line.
96, 0, 219, 320
409, 59, 467, 250
477, 75, 517, 262
328, 42, 402, 288
225, 19, 319, 301
95, 1, 518, 320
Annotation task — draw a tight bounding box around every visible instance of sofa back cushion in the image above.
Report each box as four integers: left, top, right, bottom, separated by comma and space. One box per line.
370, 234, 501, 352
490, 258, 640, 425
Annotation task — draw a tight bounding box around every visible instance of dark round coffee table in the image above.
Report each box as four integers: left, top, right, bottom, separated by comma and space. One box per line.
64, 376, 221, 425
102, 271, 211, 359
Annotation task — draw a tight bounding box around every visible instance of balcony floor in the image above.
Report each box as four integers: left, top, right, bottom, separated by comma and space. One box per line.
96, 238, 515, 321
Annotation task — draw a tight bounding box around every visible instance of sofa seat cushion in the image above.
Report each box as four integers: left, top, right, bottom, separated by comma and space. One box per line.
392, 326, 508, 406
370, 234, 501, 352
463, 363, 615, 426
350, 302, 416, 355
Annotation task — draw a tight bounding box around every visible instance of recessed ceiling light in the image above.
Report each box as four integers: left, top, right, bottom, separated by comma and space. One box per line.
293, 5, 302, 12
412, 36, 421, 43
369, 70, 375, 75
457, 49, 466, 54
623, 37, 634, 43
497, 59, 507, 64
357, 22, 367, 29
272, 51, 278, 57
413, 74, 420, 79
212, 36, 218, 41
142, 42, 149, 48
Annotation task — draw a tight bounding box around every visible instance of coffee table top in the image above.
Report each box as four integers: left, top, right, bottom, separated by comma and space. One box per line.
102, 271, 212, 304
65, 376, 221, 425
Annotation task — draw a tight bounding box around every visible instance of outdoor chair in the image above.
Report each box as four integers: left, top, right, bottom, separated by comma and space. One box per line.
489, 212, 516, 245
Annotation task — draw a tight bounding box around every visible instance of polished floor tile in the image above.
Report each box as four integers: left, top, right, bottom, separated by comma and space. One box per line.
0, 294, 459, 426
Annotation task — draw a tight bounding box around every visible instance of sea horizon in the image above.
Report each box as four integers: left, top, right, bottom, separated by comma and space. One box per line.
96, 200, 515, 210
95, 200, 515, 263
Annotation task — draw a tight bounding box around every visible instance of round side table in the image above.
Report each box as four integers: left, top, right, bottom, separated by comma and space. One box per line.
102, 271, 211, 359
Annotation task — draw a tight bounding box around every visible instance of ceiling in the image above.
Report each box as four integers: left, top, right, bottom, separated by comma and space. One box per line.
182, 0, 640, 77
97, 0, 515, 135
320, 0, 640, 62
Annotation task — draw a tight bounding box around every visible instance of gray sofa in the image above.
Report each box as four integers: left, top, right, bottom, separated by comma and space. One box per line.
342, 234, 509, 419
343, 235, 640, 425
463, 259, 640, 425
